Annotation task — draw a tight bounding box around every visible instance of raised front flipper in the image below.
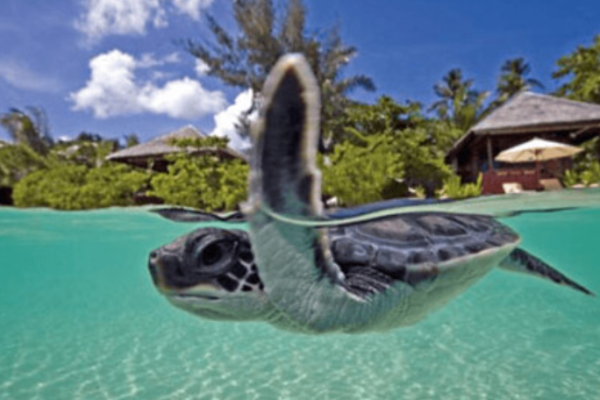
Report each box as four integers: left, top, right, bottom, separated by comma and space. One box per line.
247, 54, 405, 333
499, 248, 594, 296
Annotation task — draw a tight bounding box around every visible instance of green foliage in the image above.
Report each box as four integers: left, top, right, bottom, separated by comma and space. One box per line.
13, 163, 148, 210
320, 135, 404, 206
580, 162, 600, 186
562, 169, 580, 188
333, 96, 423, 144
150, 154, 248, 211
0, 144, 48, 187
571, 137, 599, 173
397, 127, 454, 194
79, 164, 150, 208
553, 35, 600, 103
424, 120, 466, 155
50, 139, 117, 168
562, 137, 600, 187
328, 97, 454, 200
439, 173, 483, 199
13, 164, 87, 209
565, 163, 600, 187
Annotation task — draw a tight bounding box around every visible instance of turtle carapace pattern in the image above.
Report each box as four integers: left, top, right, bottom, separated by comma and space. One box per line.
149, 54, 593, 334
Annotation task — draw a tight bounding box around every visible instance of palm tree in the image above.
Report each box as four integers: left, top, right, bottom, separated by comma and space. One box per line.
496, 57, 544, 101
0, 107, 52, 155
186, 0, 374, 149
429, 69, 489, 131
124, 133, 140, 148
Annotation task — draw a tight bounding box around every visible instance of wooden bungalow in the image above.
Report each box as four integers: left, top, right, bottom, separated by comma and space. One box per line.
106, 125, 246, 172
446, 92, 600, 194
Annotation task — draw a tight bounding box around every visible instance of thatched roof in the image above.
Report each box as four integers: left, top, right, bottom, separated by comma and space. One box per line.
106, 125, 245, 164
471, 92, 600, 134
448, 92, 600, 158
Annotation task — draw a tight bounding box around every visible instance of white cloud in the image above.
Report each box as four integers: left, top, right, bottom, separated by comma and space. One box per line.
172, 0, 213, 20
75, 0, 163, 43
75, 0, 214, 42
0, 59, 61, 92
210, 89, 254, 151
140, 77, 225, 119
70, 49, 226, 120
138, 52, 180, 68
194, 59, 209, 76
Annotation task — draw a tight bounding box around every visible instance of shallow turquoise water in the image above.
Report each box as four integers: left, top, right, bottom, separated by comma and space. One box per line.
1, 192, 599, 400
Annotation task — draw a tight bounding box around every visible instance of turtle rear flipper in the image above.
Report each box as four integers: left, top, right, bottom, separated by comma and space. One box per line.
499, 248, 594, 296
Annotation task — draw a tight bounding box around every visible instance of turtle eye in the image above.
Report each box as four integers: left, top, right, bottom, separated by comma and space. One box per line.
201, 243, 223, 266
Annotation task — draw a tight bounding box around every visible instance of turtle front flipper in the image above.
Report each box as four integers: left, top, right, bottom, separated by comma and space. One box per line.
247, 55, 393, 333
499, 248, 594, 296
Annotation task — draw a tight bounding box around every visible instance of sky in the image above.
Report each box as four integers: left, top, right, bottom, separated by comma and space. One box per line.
1, 0, 600, 150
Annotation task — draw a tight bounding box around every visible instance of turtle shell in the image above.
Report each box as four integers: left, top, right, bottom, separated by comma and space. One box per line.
328, 212, 519, 294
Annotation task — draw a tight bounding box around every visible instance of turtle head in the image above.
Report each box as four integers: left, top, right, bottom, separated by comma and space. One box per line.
148, 228, 272, 322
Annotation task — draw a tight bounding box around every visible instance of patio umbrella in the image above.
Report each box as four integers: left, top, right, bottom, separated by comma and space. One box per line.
495, 137, 582, 163
495, 138, 582, 188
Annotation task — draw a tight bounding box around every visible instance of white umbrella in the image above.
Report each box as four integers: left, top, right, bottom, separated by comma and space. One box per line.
495, 138, 582, 163
495, 138, 583, 188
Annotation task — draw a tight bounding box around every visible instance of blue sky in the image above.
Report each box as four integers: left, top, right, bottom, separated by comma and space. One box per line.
1, 0, 599, 149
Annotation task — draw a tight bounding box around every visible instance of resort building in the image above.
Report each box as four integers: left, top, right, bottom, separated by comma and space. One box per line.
446, 92, 600, 194
106, 125, 246, 172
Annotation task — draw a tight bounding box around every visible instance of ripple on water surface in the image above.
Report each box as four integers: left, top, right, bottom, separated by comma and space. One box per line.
0, 193, 599, 400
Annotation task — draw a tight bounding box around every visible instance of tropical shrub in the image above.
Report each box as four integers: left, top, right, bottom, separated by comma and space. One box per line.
562, 169, 580, 188
150, 154, 248, 211
13, 163, 148, 209
439, 173, 483, 199
0, 144, 48, 187
78, 164, 149, 208
320, 135, 404, 207
580, 162, 600, 186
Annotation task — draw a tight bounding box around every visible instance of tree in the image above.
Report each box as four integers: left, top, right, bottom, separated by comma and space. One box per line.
321, 135, 404, 206
319, 96, 454, 203
429, 69, 489, 132
124, 133, 140, 148
496, 57, 544, 101
0, 107, 52, 155
51, 132, 118, 168
186, 0, 374, 148
553, 35, 600, 103
336, 96, 423, 144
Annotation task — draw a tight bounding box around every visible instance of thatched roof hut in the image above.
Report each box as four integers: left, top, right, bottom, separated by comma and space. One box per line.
447, 92, 600, 188
106, 125, 246, 171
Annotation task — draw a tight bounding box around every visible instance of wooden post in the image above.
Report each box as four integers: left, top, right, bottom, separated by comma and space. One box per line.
486, 135, 494, 172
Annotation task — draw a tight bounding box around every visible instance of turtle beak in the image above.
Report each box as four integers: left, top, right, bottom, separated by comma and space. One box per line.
148, 248, 183, 292
148, 249, 166, 289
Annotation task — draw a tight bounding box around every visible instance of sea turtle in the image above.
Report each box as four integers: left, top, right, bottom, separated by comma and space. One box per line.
148, 54, 593, 334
